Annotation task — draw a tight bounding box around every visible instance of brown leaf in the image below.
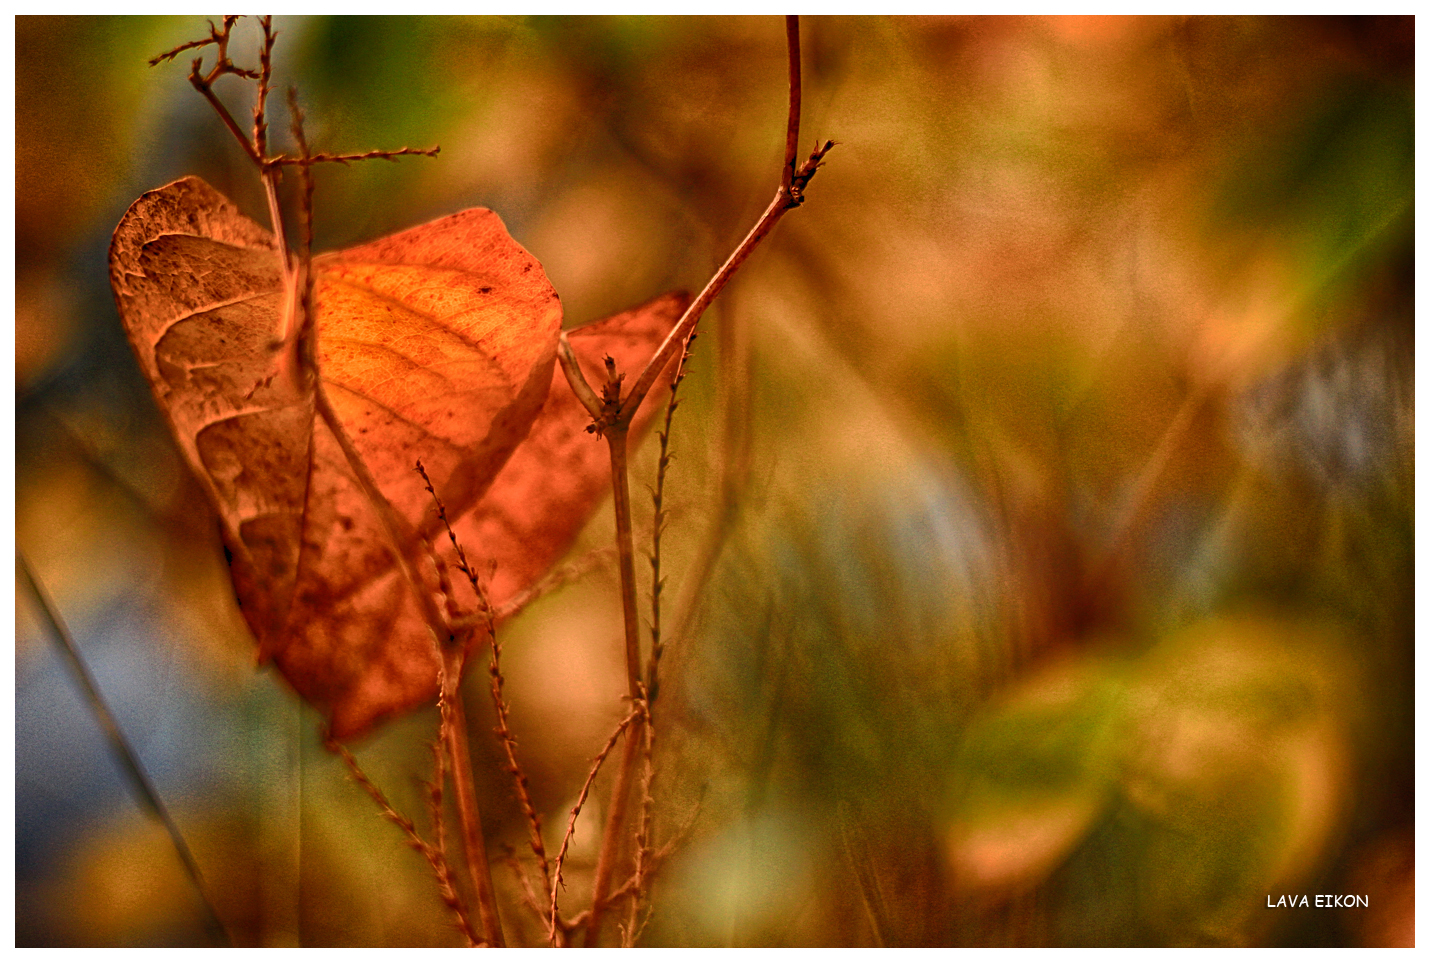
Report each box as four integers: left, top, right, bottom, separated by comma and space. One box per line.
110, 176, 582, 737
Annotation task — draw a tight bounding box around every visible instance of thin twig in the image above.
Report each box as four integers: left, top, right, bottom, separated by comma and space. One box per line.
155, 16, 443, 273
615, 327, 701, 945
189, 66, 263, 166
417, 461, 554, 910
646, 325, 700, 703
500, 845, 549, 929
782, 15, 802, 195
170, 18, 263, 164
493, 543, 620, 622
615, 139, 832, 426
166, 17, 290, 267
151, 16, 254, 78
610, 15, 832, 425
487, 633, 554, 908
558, 332, 604, 420
624, 707, 660, 945
149, 35, 217, 67
564, 794, 704, 932
548, 708, 641, 945
270, 146, 441, 166
252, 16, 275, 159
583, 716, 644, 946
18, 553, 232, 946
327, 737, 479, 947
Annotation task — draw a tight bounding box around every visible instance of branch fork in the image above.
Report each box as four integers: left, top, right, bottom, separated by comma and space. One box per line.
563, 14, 833, 947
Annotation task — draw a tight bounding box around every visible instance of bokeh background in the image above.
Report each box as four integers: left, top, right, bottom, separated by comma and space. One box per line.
15, 15, 1413, 946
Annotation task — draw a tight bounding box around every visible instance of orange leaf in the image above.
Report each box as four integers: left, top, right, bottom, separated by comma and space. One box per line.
110, 176, 683, 738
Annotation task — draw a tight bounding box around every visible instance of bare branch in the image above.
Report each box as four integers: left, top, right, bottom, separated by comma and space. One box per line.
782, 15, 802, 195
623, 707, 660, 945
615, 15, 831, 423
493, 544, 619, 622
548, 708, 641, 945
270, 145, 442, 167
558, 332, 605, 420
582, 16, 832, 947
617, 141, 834, 424
327, 736, 479, 947
188, 64, 262, 165
564, 796, 703, 934
646, 325, 700, 704
149, 35, 217, 67
252, 16, 276, 159
582, 705, 645, 945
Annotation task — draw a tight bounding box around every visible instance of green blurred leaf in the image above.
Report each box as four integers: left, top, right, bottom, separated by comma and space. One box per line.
946, 656, 1127, 894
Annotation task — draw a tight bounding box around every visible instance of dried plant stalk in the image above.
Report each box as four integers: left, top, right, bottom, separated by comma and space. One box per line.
568, 15, 833, 946
417, 461, 553, 910
327, 737, 479, 947
548, 709, 641, 945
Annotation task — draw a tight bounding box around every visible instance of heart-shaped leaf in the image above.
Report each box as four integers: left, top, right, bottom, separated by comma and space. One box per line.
110, 176, 684, 738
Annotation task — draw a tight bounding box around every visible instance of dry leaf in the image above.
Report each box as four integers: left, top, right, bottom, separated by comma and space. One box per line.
110, 176, 684, 738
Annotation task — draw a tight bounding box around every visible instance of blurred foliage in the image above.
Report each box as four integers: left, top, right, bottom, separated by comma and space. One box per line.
15, 15, 1412, 947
